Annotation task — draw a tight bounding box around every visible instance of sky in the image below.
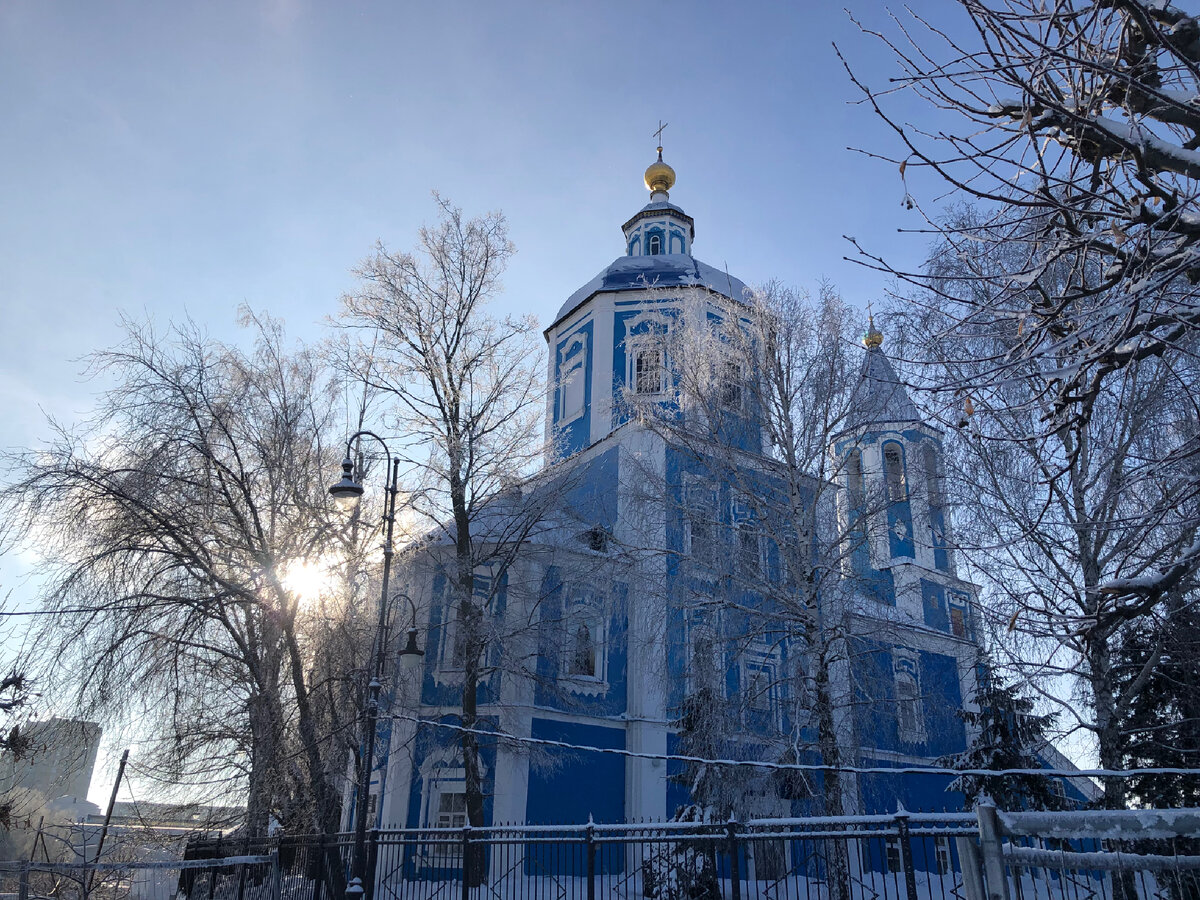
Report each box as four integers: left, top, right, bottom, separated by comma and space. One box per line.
0, 1, 968, 804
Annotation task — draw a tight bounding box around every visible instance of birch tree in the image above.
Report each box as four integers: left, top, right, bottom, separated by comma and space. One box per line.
625, 281, 893, 900
845, 0, 1200, 606
894, 224, 1200, 809
339, 196, 546, 882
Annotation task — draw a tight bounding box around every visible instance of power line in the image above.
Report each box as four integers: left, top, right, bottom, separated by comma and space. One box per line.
390, 713, 1200, 781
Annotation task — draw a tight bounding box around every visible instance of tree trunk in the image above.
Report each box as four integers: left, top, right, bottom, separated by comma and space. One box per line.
814, 634, 850, 900
245, 691, 278, 838
283, 622, 346, 899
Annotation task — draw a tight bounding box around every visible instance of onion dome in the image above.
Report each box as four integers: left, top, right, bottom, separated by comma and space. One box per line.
644, 147, 676, 196
863, 315, 884, 349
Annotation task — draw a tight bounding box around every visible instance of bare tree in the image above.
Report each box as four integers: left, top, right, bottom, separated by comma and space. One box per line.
892, 224, 1200, 809
338, 196, 546, 880
0, 312, 362, 844
843, 0, 1200, 605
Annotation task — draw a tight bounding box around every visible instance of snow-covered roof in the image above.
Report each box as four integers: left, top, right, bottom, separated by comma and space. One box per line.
552, 254, 751, 326
842, 346, 920, 431
621, 198, 694, 233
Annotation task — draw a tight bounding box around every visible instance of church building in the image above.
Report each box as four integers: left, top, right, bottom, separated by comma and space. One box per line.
367, 147, 986, 836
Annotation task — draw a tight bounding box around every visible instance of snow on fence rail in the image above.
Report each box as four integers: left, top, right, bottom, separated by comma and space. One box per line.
2, 808, 1198, 900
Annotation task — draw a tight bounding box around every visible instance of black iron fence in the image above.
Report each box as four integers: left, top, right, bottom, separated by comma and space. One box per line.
4, 807, 1198, 900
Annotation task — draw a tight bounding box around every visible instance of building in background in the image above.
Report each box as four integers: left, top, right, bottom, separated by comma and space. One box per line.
1, 717, 101, 803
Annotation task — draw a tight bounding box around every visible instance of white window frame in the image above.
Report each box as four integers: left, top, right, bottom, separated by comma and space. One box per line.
934, 836, 952, 875
718, 357, 744, 411
730, 494, 763, 580
561, 589, 607, 694
557, 334, 588, 424
423, 766, 467, 830
629, 343, 666, 396
883, 441, 908, 502
885, 836, 902, 873
436, 569, 497, 679
893, 652, 926, 744
742, 644, 781, 729
683, 477, 718, 562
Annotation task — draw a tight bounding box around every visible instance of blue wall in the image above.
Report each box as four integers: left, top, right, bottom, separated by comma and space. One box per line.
525, 719, 626, 825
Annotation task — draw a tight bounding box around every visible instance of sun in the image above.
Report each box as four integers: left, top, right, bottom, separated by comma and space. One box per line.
279, 557, 342, 605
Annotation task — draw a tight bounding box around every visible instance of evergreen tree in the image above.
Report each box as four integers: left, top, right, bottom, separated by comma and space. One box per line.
942, 660, 1065, 810
1114, 599, 1200, 808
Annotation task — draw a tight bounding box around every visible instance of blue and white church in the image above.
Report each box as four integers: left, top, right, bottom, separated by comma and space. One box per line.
369, 148, 991, 833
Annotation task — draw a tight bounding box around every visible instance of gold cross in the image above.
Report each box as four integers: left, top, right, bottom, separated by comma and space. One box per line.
652, 120, 668, 147
866, 299, 875, 318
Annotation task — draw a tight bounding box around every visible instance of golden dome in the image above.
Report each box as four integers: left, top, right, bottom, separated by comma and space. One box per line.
863, 315, 884, 349
644, 147, 676, 194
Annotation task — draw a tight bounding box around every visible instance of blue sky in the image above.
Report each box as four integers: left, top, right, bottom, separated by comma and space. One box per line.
0, 0, 966, 800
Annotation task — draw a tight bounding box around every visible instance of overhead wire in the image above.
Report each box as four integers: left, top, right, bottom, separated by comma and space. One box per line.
389, 712, 1200, 781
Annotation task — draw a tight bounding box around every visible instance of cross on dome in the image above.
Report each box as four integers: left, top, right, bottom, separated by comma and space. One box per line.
644, 123, 676, 198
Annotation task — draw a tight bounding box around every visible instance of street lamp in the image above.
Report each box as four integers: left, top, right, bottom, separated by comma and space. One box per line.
329, 432, 423, 900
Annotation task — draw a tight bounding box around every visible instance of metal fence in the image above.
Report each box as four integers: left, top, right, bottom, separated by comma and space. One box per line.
0, 853, 277, 900
3, 807, 1198, 900
982, 807, 1200, 900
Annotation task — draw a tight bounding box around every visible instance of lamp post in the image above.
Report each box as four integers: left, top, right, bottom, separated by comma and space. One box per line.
330, 432, 424, 900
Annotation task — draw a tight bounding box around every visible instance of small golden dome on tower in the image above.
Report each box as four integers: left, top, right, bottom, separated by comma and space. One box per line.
863, 315, 884, 349
644, 147, 676, 194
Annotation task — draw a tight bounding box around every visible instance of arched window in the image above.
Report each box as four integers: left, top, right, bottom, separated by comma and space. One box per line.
648, 233, 662, 255
883, 442, 907, 502
896, 677, 919, 735
846, 449, 864, 508
571, 624, 595, 677
893, 661, 925, 743
922, 444, 943, 506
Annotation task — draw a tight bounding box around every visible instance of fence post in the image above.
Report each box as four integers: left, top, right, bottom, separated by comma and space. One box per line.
207, 836, 221, 900
895, 808, 920, 900
366, 827, 379, 900
460, 826, 471, 900
17, 862, 29, 900
956, 837, 986, 900
586, 816, 596, 900
270, 850, 282, 900
975, 803, 1010, 900
726, 818, 742, 900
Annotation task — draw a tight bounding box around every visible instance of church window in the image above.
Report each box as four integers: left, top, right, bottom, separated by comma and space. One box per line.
846, 449, 864, 509
883, 442, 907, 502
634, 347, 664, 394
559, 358, 585, 423
719, 359, 743, 410
685, 479, 718, 562
570, 624, 596, 677
436, 789, 467, 829
742, 648, 780, 728
736, 522, 761, 579
648, 233, 662, 255
923, 444, 943, 505
561, 590, 606, 686
557, 333, 588, 425
747, 667, 771, 713
885, 837, 902, 873
893, 658, 925, 744
950, 606, 966, 638
935, 836, 952, 875
421, 762, 468, 848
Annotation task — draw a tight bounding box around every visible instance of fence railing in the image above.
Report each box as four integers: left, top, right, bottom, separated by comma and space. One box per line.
3, 807, 1198, 900
0, 853, 277, 900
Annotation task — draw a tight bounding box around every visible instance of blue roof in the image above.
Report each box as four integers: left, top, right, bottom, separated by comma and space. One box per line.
553, 254, 751, 325
843, 346, 920, 430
